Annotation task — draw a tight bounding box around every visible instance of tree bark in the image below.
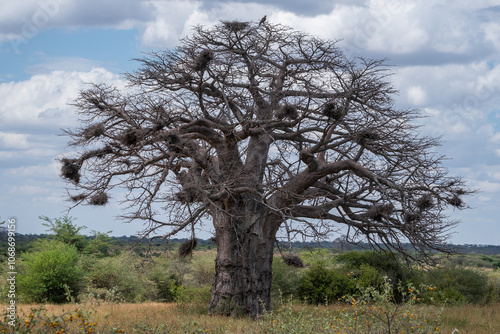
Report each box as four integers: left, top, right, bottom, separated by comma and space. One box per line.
209, 199, 279, 318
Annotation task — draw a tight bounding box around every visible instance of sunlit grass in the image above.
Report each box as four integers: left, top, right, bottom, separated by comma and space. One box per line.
2, 301, 499, 333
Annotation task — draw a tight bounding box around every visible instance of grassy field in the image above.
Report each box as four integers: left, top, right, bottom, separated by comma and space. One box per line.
3, 301, 500, 333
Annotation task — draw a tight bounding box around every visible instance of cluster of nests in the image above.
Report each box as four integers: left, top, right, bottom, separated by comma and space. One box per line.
365, 194, 435, 225
114, 127, 183, 154
276, 101, 345, 122
61, 158, 109, 206
366, 192, 464, 225
69, 192, 109, 206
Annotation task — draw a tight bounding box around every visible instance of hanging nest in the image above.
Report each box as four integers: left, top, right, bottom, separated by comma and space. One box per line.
89, 192, 109, 206
222, 20, 249, 32
366, 203, 394, 222
153, 119, 168, 131
82, 123, 105, 139
416, 194, 434, 211
175, 186, 203, 203
355, 128, 380, 145
447, 195, 463, 208
194, 50, 214, 71
276, 105, 298, 120
164, 132, 182, 153
120, 128, 143, 147
178, 238, 198, 258
70, 193, 87, 203
281, 253, 304, 268
61, 158, 81, 184
322, 101, 343, 120
403, 211, 421, 224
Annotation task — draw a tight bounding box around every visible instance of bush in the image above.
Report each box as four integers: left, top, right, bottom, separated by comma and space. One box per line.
354, 263, 385, 291
335, 250, 425, 302
297, 264, 356, 304
146, 262, 182, 302
271, 257, 302, 300
336, 250, 406, 280
189, 251, 216, 286
426, 265, 491, 304
17, 239, 82, 303
40, 215, 88, 252
79, 252, 157, 302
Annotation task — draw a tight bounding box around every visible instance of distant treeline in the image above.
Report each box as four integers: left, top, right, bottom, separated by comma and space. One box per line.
1, 229, 500, 256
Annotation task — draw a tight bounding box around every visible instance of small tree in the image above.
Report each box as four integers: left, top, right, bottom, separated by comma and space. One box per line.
40, 215, 88, 252
60, 21, 471, 317
17, 239, 82, 303
84, 230, 113, 257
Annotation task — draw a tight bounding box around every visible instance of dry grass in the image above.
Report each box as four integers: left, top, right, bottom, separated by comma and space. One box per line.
11, 302, 257, 333
5, 302, 499, 333
439, 303, 500, 333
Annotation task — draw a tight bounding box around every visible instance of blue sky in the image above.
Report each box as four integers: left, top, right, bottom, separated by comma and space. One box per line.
0, 0, 499, 245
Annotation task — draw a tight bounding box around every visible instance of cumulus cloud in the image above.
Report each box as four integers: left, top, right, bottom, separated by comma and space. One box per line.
1, 0, 500, 242
0, 132, 30, 150
0, 67, 125, 130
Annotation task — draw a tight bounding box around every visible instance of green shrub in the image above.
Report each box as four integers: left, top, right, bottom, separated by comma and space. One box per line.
189, 251, 216, 286
297, 264, 356, 304
80, 252, 157, 302
17, 239, 82, 303
336, 250, 405, 280
426, 265, 491, 304
354, 263, 385, 290
176, 285, 211, 304
336, 250, 425, 302
494, 260, 500, 270
146, 263, 182, 302
40, 215, 88, 252
271, 257, 302, 299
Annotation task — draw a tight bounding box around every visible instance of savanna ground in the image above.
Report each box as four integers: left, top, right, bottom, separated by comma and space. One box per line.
2, 242, 500, 333
3, 300, 500, 333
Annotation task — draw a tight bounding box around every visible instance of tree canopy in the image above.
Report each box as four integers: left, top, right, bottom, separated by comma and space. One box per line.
60, 20, 471, 316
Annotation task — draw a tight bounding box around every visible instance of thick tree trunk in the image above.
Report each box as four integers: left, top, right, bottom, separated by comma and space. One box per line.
209, 201, 279, 318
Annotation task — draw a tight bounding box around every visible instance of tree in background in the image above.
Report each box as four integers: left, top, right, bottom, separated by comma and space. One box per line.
17, 239, 82, 303
40, 215, 88, 252
60, 20, 471, 317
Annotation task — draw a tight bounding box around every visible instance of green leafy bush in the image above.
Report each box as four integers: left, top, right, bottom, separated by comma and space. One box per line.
354, 263, 385, 290
189, 251, 216, 286
426, 265, 491, 304
79, 252, 157, 302
40, 215, 88, 252
146, 263, 182, 302
336, 250, 425, 302
17, 239, 82, 303
271, 257, 302, 299
297, 264, 356, 304
336, 250, 406, 281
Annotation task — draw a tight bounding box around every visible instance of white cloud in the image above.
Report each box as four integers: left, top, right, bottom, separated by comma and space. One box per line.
6, 161, 60, 179
1, 0, 500, 244
0, 132, 30, 149
0, 68, 125, 128
407, 86, 427, 105
140, 1, 202, 48
391, 61, 500, 142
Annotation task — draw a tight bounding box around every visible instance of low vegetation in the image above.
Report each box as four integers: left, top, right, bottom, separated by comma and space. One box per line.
1, 217, 500, 332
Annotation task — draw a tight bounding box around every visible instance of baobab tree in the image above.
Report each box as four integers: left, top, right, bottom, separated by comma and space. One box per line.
60, 20, 471, 317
